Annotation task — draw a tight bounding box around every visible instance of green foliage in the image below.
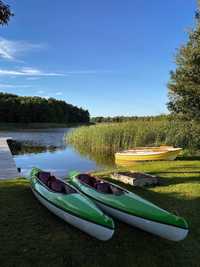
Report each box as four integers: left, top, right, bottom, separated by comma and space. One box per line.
168, 2, 200, 120
0, 1, 13, 25
68, 120, 200, 156
91, 114, 169, 123
0, 92, 90, 123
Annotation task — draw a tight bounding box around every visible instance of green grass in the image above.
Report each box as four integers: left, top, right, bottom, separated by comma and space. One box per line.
0, 160, 200, 267
67, 120, 200, 156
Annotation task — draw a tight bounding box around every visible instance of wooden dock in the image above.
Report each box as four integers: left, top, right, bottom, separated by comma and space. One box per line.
0, 138, 20, 179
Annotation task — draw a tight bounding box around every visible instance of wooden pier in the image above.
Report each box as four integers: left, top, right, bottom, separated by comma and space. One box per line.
0, 138, 20, 179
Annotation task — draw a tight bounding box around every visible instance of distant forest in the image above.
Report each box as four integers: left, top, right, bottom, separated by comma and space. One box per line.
0, 93, 90, 123
91, 114, 169, 123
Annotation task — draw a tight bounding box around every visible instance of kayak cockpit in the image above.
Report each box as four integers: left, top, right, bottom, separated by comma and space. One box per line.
77, 174, 124, 195
37, 171, 77, 194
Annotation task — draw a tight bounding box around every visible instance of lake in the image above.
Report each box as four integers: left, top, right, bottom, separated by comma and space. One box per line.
0, 128, 115, 178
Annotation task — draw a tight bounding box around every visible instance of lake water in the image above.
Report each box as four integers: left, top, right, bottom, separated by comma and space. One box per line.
0, 128, 114, 178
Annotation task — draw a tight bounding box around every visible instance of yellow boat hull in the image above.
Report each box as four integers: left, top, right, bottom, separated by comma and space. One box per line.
115, 147, 182, 162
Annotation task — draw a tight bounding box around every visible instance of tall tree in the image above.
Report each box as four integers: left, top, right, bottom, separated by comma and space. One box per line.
0, 0, 13, 25
167, 1, 200, 120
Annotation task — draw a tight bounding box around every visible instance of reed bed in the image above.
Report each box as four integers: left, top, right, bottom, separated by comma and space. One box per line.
67, 120, 200, 156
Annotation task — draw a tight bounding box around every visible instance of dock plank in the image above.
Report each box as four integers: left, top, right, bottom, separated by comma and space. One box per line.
0, 138, 20, 179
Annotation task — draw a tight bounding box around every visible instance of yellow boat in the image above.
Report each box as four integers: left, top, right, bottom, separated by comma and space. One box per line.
115, 146, 182, 162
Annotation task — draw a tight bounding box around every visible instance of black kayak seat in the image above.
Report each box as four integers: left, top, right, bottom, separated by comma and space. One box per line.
38, 171, 76, 194
95, 182, 113, 194
49, 176, 63, 193
78, 174, 97, 187
48, 176, 76, 194
77, 173, 124, 195
38, 172, 51, 185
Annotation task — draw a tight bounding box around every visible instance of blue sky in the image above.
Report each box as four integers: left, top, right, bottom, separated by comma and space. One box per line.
0, 0, 197, 116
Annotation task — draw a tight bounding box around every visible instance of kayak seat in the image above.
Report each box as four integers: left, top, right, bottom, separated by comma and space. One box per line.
110, 185, 124, 196
78, 174, 90, 183
38, 172, 76, 194
78, 174, 97, 187
48, 176, 65, 193
77, 173, 123, 195
38, 172, 51, 185
95, 182, 113, 194
89, 177, 97, 187
48, 176, 76, 194
65, 185, 77, 194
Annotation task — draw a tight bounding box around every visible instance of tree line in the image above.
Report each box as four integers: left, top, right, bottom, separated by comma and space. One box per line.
0, 93, 90, 123
91, 114, 170, 123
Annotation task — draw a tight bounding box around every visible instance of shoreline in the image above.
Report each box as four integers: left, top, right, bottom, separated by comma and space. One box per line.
0, 122, 92, 130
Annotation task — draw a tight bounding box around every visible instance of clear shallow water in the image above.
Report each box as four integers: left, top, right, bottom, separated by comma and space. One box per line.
0, 128, 113, 177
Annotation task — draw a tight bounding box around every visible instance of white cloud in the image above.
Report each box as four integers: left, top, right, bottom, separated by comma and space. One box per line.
55, 91, 63, 96
26, 77, 41, 80
65, 70, 113, 75
0, 37, 44, 60
66, 70, 98, 74
36, 90, 44, 94
0, 83, 31, 89
0, 67, 65, 77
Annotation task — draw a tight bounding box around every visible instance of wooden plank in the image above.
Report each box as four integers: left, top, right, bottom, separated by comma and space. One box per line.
0, 138, 20, 179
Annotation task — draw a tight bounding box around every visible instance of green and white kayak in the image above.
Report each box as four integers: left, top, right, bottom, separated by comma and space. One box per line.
30, 168, 114, 241
68, 171, 189, 241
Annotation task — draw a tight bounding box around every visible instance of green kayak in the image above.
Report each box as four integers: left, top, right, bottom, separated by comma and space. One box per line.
30, 168, 114, 241
68, 171, 189, 241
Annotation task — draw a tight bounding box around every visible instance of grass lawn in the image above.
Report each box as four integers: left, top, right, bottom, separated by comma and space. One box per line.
0, 160, 200, 267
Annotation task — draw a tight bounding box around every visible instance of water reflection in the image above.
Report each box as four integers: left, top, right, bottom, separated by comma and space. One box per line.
9, 140, 62, 155
0, 127, 70, 147
0, 128, 114, 177
71, 145, 115, 167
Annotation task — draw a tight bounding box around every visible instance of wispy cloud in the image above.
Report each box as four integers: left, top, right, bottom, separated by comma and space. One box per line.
36, 90, 45, 94
0, 83, 31, 89
55, 91, 63, 96
0, 37, 44, 61
26, 77, 41, 80
65, 70, 113, 75
0, 67, 111, 78
0, 67, 65, 77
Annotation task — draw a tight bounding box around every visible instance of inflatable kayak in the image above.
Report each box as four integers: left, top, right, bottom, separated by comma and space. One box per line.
30, 168, 114, 241
68, 172, 188, 241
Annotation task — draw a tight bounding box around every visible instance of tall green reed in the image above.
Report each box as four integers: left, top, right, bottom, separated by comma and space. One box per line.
67, 120, 200, 156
